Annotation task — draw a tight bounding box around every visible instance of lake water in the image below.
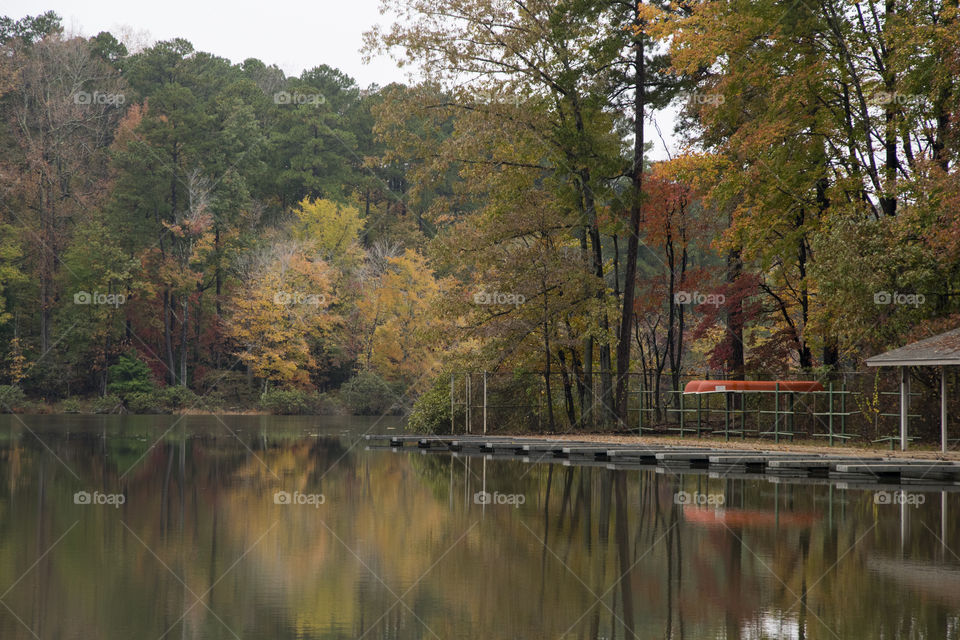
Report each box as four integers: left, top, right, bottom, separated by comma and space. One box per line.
0, 415, 957, 639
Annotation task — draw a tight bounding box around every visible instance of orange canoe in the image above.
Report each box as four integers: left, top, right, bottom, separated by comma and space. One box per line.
683, 380, 825, 394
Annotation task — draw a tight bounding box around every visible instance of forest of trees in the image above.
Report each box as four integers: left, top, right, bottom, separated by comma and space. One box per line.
0, 3, 958, 428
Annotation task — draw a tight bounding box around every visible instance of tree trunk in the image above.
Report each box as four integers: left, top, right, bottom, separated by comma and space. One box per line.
163, 290, 176, 385
557, 350, 578, 428
615, 5, 646, 427
180, 296, 189, 386
725, 245, 745, 379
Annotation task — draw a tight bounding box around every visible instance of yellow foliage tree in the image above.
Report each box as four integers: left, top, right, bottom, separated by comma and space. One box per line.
292, 197, 362, 263
227, 244, 337, 389
357, 249, 441, 391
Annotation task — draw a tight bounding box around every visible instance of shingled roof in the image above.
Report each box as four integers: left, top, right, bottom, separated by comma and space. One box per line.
866, 328, 960, 367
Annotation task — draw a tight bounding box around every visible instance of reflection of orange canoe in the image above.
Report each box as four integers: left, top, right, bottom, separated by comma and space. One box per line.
683, 380, 825, 394
683, 506, 820, 528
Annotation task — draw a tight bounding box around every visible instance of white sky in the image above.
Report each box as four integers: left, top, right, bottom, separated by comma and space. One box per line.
5, 0, 406, 88
5, 0, 678, 159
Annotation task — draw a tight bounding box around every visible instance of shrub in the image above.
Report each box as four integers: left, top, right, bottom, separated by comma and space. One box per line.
61, 397, 82, 414
196, 369, 258, 407
0, 386, 27, 413
91, 394, 124, 414
159, 385, 198, 410
340, 370, 401, 415
408, 377, 455, 433
259, 388, 323, 415
194, 391, 225, 413
316, 393, 346, 416
107, 352, 155, 397
125, 391, 170, 414
21, 359, 69, 400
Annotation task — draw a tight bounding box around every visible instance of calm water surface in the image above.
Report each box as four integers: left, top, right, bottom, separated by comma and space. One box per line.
0, 415, 957, 639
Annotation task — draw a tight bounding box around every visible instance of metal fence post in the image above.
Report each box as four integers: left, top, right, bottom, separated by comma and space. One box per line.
638, 380, 644, 435
724, 392, 730, 442
827, 381, 834, 446
774, 382, 780, 443
483, 371, 488, 435
679, 390, 685, 437
697, 393, 702, 437
841, 376, 847, 437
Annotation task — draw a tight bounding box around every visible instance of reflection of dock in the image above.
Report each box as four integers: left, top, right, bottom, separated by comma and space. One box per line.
364, 434, 960, 486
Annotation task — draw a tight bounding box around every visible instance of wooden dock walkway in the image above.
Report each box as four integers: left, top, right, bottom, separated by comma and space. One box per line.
364, 434, 960, 486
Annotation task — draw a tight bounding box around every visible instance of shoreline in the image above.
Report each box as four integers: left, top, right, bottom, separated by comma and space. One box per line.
5, 409, 273, 416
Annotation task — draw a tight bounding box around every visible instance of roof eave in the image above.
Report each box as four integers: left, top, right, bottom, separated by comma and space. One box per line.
866, 359, 960, 367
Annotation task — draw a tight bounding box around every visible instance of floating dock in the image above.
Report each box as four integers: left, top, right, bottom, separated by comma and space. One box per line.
364, 434, 960, 486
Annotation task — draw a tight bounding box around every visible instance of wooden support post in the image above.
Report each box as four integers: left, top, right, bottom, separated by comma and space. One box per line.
450, 374, 455, 434
900, 367, 909, 451
942, 367, 948, 454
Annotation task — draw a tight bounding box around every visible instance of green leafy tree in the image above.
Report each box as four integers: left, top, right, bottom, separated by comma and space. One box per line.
107, 351, 155, 397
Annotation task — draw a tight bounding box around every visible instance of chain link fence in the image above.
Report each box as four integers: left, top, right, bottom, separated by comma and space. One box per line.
445, 369, 959, 446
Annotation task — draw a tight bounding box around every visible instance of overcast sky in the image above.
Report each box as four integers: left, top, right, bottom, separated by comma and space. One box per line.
6, 0, 406, 87
5, 0, 679, 159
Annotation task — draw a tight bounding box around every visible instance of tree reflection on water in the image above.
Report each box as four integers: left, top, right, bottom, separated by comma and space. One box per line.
0, 416, 957, 639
